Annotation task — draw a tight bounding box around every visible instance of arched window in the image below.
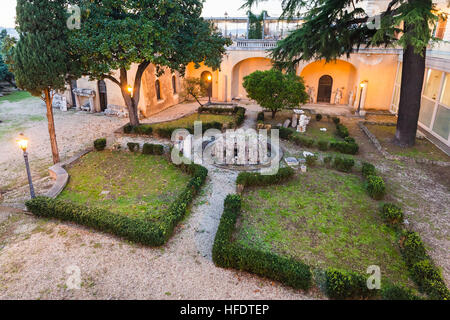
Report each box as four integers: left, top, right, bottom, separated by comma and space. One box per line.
155, 79, 161, 100
172, 75, 177, 94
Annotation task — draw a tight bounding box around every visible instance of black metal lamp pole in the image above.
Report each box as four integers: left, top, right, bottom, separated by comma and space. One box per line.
18, 134, 35, 199
23, 150, 35, 199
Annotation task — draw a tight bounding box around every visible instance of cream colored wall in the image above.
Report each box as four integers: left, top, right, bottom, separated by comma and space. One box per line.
299, 59, 357, 104
231, 57, 272, 99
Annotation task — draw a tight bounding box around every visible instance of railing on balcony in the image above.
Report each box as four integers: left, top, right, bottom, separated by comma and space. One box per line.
228, 39, 278, 51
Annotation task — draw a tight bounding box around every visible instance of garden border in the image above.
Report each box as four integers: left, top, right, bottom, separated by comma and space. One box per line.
213, 163, 449, 299
26, 150, 208, 246
358, 121, 450, 167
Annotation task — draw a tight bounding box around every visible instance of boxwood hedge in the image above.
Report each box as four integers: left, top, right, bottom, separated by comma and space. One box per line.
26, 162, 208, 247
212, 194, 312, 290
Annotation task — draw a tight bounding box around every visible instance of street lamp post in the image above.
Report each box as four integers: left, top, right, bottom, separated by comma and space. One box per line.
17, 133, 35, 199
207, 75, 212, 104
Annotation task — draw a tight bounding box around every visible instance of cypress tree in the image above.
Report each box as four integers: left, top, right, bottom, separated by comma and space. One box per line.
13, 0, 80, 163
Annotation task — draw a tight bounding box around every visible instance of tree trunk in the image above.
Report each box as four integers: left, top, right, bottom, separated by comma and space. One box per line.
272, 110, 276, 119
118, 62, 150, 127
44, 88, 60, 164
394, 45, 426, 147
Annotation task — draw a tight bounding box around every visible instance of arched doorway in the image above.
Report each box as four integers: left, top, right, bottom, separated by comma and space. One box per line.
98, 80, 107, 111
317, 75, 333, 103
201, 71, 213, 98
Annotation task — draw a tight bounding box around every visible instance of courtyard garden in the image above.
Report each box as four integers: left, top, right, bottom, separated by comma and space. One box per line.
123, 106, 246, 138
26, 148, 208, 246
364, 123, 449, 162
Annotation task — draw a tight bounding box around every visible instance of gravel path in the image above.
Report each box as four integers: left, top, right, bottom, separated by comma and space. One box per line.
0, 101, 320, 300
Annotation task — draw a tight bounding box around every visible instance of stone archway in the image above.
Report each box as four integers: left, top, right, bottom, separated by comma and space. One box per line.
201, 71, 213, 98
300, 59, 357, 105
231, 57, 272, 100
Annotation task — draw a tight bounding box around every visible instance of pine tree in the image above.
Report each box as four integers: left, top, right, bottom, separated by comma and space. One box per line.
13, 0, 81, 164
245, 0, 444, 147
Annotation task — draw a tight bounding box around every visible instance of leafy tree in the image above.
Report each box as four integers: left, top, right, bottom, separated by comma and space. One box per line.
12, 0, 81, 164
71, 0, 231, 126
0, 29, 15, 86
244, 0, 444, 147
243, 69, 308, 118
181, 77, 208, 106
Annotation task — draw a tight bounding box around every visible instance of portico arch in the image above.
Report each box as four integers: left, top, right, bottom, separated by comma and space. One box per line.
300, 59, 357, 105
231, 57, 272, 100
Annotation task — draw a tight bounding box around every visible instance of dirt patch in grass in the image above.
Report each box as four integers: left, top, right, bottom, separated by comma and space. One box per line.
365, 124, 449, 162
58, 151, 191, 220
237, 167, 413, 287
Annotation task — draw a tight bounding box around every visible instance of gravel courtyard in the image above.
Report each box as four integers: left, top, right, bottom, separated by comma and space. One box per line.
0, 96, 448, 299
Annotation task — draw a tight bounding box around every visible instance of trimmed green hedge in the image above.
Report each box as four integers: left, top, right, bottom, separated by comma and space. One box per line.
26, 162, 208, 247
257, 111, 265, 122
380, 203, 403, 226
362, 162, 376, 178
142, 143, 164, 155
93, 138, 106, 151
333, 155, 355, 172
325, 268, 374, 299
330, 141, 359, 155
236, 167, 295, 187
399, 231, 450, 300
127, 142, 140, 152
365, 175, 386, 200
381, 284, 421, 300
212, 195, 312, 290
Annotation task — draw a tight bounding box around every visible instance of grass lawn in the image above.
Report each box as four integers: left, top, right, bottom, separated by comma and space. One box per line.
366, 124, 449, 162
146, 113, 235, 130
58, 151, 191, 220
237, 167, 412, 287
0, 91, 33, 103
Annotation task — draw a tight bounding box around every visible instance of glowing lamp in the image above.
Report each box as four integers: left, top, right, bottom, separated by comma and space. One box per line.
17, 133, 28, 151
127, 86, 133, 93
207, 75, 212, 81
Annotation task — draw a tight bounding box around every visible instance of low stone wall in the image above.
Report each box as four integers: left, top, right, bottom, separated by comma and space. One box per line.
46, 148, 92, 198
358, 121, 450, 167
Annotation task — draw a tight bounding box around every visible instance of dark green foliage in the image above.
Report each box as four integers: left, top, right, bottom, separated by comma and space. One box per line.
344, 137, 355, 143
247, 11, 264, 39
317, 140, 329, 151
26, 162, 208, 246
142, 143, 164, 155
212, 194, 312, 290
234, 107, 246, 126
305, 155, 318, 166
236, 167, 295, 187
93, 138, 106, 151
323, 154, 333, 166
325, 268, 373, 299
198, 106, 234, 115
381, 284, 420, 300
289, 133, 314, 148
127, 142, 140, 152
365, 175, 386, 200
0, 29, 15, 85
332, 117, 340, 125
398, 231, 450, 300
13, 0, 81, 96
380, 203, 403, 226
278, 126, 295, 140
330, 141, 359, 155
242, 69, 308, 119
336, 123, 349, 138
333, 156, 355, 173
362, 162, 376, 178
133, 125, 153, 135
411, 260, 450, 300
257, 111, 265, 122
400, 231, 428, 267
71, 0, 231, 125
315, 114, 322, 121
